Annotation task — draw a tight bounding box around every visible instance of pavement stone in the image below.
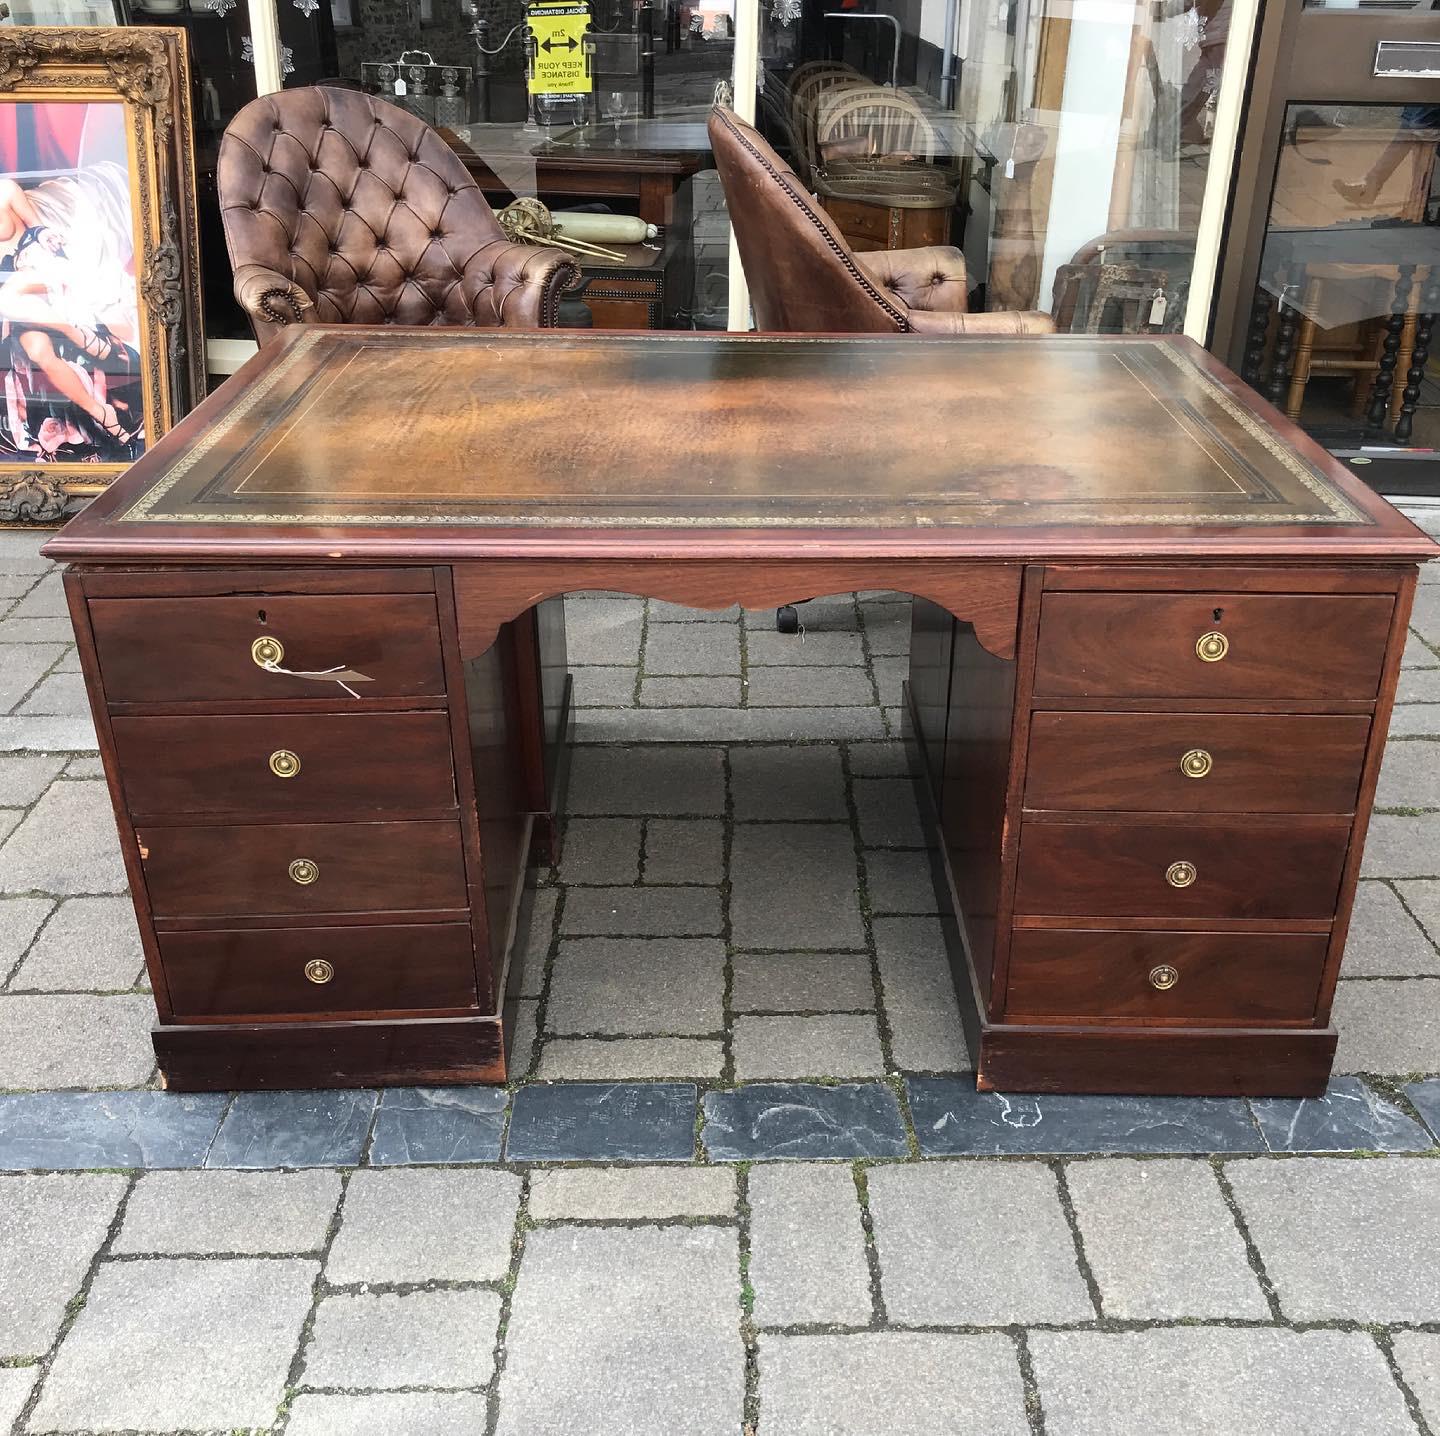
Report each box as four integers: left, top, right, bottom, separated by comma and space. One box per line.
0, 617, 72, 646
570, 665, 636, 707
303, 1288, 501, 1390
853, 778, 926, 847
1342, 882, 1440, 974
702, 1082, 908, 1161
0, 1367, 35, 1430
1250, 1075, 1435, 1151
567, 745, 725, 815
31, 1256, 318, 1433
1392, 703, 1440, 737
758, 1333, 1029, 1436
746, 666, 875, 707
0, 993, 154, 1088
648, 600, 740, 622
0, 753, 64, 805
871, 655, 907, 706
1332, 978, 1440, 1073
561, 885, 723, 936
0, 1173, 127, 1356
731, 823, 865, 950
730, 745, 848, 821
1399, 878, 1440, 945
0, 895, 51, 974
547, 937, 726, 1035
1392, 1331, 1440, 1433
730, 951, 876, 1012
733, 1014, 885, 1079
0, 808, 17, 843
1065, 1158, 1268, 1318
645, 624, 740, 675
285, 1392, 491, 1436
1378, 738, 1440, 809
559, 817, 642, 883
513, 886, 557, 999
1030, 1328, 1415, 1436
0, 643, 63, 712
0, 715, 97, 752
565, 597, 643, 665
1227, 1156, 1440, 1320
847, 741, 912, 776
0, 781, 126, 894
1408, 1077, 1440, 1138
16, 673, 87, 718
508, 1001, 539, 1080
506, 1081, 697, 1161
497, 1225, 743, 1436
6, 572, 65, 619
538, 1036, 725, 1078
868, 1162, 1093, 1324
205, 1089, 377, 1168
367, 1086, 509, 1164
641, 676, 742, 706
748, 1163, 871, 1326
1414, 584, 1440, 645
645, 818, 725, 883
327, 1168, 520, 1283
114, 1169, 341, 1254
575, 706, 885, 742
1363, 813, 1440, 877
864, 848, 939, 914
0, 1091, 227, 1170
746, 631, 866, 667
61, 753, 101, 775
529, 1164, 736, 1219
872, 917, 970, 1071
11, 896, 143, 990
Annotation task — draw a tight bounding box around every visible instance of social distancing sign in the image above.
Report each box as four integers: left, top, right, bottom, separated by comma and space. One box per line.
527, 1, 592, 95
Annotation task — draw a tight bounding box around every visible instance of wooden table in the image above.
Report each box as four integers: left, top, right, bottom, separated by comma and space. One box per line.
45, 328, 1437, 1097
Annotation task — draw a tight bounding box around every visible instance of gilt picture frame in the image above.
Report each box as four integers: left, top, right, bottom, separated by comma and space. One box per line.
0, 27, 205, 525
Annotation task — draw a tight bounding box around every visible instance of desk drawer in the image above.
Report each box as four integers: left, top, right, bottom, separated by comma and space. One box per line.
114, 713, 457, 818
90, 593, 446, 704
1024, 712, 1371, 814
1033, 592, 1393, 700
159, 922, 478, 1019
1014, 820, 1350, 919
1005, 929, 1328, 1025
140, 819, 468, 918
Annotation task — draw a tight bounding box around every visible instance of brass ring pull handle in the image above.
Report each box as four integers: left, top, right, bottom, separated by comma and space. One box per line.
1180, 749, 1213, 780
304, 959, 334, 984
1165, 860, 1197, 889
251, 636, 285, 667
288, 857, 320, 886
1195, 631, 1229, 663
249, 636, 376, 699
1149, 964, 1179, 991
269, 749, 301, 779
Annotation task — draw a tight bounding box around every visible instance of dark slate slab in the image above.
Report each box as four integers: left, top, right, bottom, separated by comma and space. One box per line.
505, 1082, 696, 1162
1404, 1079, 1440, 1143
1251, 1076, 1434, 1153
0, 1091, 228, 1170
368, 1086, 509, 1165
205, 1089, 377, 1168
906, 1077, 1265, 1156
702, 1082, 909, 1161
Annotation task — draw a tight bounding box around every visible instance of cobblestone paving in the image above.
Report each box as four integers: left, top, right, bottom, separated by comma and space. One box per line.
3, 527, 1440, 1433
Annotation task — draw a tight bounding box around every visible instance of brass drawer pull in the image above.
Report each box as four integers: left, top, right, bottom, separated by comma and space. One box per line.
288, 857, 320, 885
304, 958, 334, 984
269, 749, 301, 779
1195, 631, 1229, 663
1149, 964, 1179, 991
1180, 748, 1213, 779
251, 635, 285, 667
1165, 860, 1197, 888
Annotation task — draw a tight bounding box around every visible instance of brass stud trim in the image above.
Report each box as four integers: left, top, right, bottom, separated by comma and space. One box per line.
1180, 748, 1213, 779
304, 958, 334, 984
251, 635, 285, 667
269, 749, 301, 779
1166, 860, 1197, 889
1149, 963, 1179, 991
1195, 631, 1229, 663
288, 857, 319, 886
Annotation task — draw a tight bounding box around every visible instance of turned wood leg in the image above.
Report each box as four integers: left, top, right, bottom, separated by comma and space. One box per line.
1391, 310, 1419, 424
1395, 268, 1440, 446
1242, 285, 1273, 387
1285, 278, 1323, 422
1366, 263, 1416, 440
1266, 272, 1299, 412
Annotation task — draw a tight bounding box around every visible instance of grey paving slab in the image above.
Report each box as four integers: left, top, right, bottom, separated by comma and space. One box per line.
645, 623, 740, 675
0, 1173, 126, 1355
286, 1391, 491, 1436
1342, 882, 1440, 975
702, 1082, 908, 1161
561, 885, 724, 937
907, 1079, 1265, 1154
11, 896, 143, 991
573, 706, 886, 743
731, 823, 865, 950
0, 1091, 226, 1170
745, 630, 866, 666
758, 1333, 1029, 1436
1332, 978, 1440, 1073
730, 744, 848, 820
1065, 1158, 1268, 1319
749, 1163, 871, 1327
5, 572, 65, 619
31, 1256, 318, 1433
1389, 705, 1440, 737
303, 1288, 501, 1390
1363, 813, 1440, 877
1414, 583, 1440, 645
529, 1164, 736, 1219
547, 937, 726, 1035
16, 672, 87, 718
1399, 667, 1440, 701
327, 1167, 520, 1284
205, 1089, 377, 1169
506, 1081, 697, 1161
0, 808, 17, 843
559, 817, 642, 883
853, 778, 926, 847
746, 666, 875, 707
0, 780, 125, 894
733, 1014, 886, 1079
538, 1036, 725, 1079
645, 818, 725, 883
871, 917, 970, 1071
871, 655, 907, 707
0, 993, 155, 1088
509, 1001, 539, 1080
648, 600, 741, 622
0, 617, 72, 646
1408, 1077, 1440, 1137
1250, 1075, 1434, 1151
869, 1161, 1092, 1324
1227, 1156, 1440, 1320
513, 886, 557, 999
570, 665, 637, 707
865, 848, 939, 914
642, 675, 743, 706
0, 753, 64, 806
0, 895, 51, 973
497, 1225, 743, 1436
114, 1169, 341, 1254
0, 1366, 35, 1431
1399, 878, 1440, 946
847, 741, 913, 777
1392, 1331, 1440, 1434
1378, 738, 1440, 809
367, 1085, 508, 1164
565, 597, 643, 665
0, 643, 63, 712
567, 744, 725, 815
730, 951, 876, 1013
1029, 1328, 1415, 1436
0, 714, 98, 752
860, 604, 911, 655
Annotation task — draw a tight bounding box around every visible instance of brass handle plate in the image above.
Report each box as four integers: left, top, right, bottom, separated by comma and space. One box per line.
251, 635, 285, 667
1195, 631, 1229, 663
304, 958, 334, 984
1149, 964, 1179, 991
269, 749, 301, 779
288, 857, 320, 886
1180, 748, 1213, 780
1166, 860, 1197, 889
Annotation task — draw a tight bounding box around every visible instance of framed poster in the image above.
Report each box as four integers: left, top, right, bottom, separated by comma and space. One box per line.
0, 28, 205, 524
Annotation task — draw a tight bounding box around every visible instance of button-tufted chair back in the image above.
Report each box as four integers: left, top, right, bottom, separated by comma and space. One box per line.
220, 87, 577, 340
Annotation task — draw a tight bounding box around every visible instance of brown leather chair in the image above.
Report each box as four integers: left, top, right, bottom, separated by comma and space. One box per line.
708, 105, 1054, 335
219, 87, 579, 342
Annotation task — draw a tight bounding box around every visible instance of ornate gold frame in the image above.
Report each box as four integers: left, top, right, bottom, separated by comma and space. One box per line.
0, 27, 205, 525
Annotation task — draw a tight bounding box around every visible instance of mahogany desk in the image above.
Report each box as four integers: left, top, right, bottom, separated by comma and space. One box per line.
44, 329, 1438, 1096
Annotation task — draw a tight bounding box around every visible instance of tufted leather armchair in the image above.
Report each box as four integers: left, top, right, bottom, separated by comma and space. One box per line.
708, 106, 1055, 335
219, 87, 580, 343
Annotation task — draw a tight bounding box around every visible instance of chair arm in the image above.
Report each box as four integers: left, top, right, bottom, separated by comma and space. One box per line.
468, 240, 582, 329
853, 246, 970, 314
906, 308, 1057, 335
232, 263, 316, 344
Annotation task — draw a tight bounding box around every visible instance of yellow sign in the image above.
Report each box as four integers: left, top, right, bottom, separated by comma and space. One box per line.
527, 2, 591, 95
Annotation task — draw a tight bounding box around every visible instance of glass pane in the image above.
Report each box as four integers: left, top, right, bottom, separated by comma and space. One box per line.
285, 0, 746, 329
1246, 102, 1440, 457
755, 0, 1234, 333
